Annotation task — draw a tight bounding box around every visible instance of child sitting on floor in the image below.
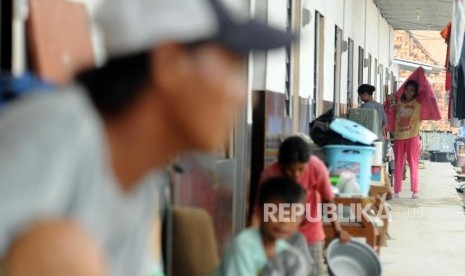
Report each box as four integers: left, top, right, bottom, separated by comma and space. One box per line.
215, 177, 312, 276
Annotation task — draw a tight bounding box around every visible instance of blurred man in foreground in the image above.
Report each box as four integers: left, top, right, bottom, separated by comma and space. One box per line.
0, 0, 294, 275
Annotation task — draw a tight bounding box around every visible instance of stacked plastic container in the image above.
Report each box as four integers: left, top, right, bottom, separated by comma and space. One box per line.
324, 118, 377, 196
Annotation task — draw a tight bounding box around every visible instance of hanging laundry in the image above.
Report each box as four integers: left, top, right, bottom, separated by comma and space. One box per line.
448, 82, 453, 119
450, 0, 465, 67
384, 67, 441, 132
441, 22, 453, 120
441, 22, 452, 69
452, 33, 465, 120
441, 22, 452, 91
441, 22, 453, 119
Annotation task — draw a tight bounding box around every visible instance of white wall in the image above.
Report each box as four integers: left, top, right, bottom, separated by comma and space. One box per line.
376, 16, 392, 101
339, 0, 354, 105
262, 0, 396, 115
264, 0, 288, 93
298, 0, 314, 99
302, 0, 344, 101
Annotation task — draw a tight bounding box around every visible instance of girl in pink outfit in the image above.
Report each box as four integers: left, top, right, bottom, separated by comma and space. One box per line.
386, 80, 421, 199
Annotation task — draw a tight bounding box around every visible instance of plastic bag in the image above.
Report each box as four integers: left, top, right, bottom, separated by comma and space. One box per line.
336, 171, 360, 194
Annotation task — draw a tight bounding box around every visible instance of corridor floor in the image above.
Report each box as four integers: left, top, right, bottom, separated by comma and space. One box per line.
381, 161, 465, 276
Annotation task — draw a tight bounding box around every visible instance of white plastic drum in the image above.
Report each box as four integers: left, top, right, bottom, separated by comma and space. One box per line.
372, 141, 384, 166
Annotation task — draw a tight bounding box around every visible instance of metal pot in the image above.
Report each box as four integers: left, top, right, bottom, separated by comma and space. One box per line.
327, 239, 382, 276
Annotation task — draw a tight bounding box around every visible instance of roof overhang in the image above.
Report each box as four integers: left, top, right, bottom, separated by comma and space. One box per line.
393, 58, 444, 73
373, 0, 452, 31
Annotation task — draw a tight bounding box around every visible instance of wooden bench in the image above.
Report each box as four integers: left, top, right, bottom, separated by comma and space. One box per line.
369, 169, 392, 247
323, 197, 388, 254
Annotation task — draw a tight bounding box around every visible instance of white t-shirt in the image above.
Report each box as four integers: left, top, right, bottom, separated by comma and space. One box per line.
0, 86, 166, 276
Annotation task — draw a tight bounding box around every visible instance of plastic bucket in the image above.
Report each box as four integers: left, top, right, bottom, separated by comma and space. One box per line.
324, 145, 375, 196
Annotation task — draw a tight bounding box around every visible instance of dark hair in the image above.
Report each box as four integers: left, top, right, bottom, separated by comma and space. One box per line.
278, 136, 311, 165
76, 41, 212, 117
357, 84, 375, 96
76, 51, 151, 116
258, 177, 306, 205
401, 80, 419, 101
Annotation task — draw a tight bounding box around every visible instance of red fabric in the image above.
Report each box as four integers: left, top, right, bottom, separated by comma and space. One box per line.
259, 156, 334, 245
445, 38, 451, 68
441, 22, 451, 69
384, 67, 441, 132
441, 22, 451, 41
449, 86, 454, 119
384, 102, 396, 132
442, 23, 452, 92
446, 70, 452, 91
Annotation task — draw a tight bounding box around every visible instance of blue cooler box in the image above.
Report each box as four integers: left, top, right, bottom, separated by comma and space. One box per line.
324, 145, 375, 195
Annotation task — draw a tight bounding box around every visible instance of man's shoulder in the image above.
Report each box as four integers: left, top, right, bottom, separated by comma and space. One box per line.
3, 85, 86, 111
0, 86, 97, 138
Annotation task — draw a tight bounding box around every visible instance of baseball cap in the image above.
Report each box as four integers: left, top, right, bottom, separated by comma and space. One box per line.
95, 0, 295, 58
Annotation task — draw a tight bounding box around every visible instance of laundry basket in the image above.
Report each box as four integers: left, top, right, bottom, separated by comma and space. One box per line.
324, 145, 375, 196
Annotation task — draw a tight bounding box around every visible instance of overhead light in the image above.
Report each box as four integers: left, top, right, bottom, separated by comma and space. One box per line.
416, 8, 421, 21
